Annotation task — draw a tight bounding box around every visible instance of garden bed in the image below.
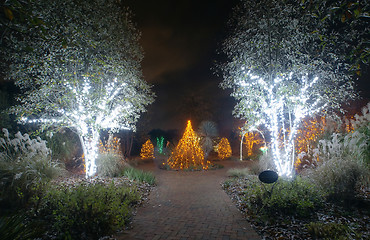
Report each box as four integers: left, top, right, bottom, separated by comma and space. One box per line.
1, 173, 154, 240
223, 176, 370, 240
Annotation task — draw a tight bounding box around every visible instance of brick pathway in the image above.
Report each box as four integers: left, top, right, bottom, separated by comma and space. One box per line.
116, 160, 261, 240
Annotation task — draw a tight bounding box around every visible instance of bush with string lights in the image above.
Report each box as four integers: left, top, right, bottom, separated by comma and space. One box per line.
217, 137, 232, 160
167, 120, 210, 170
140, 139, 154, 160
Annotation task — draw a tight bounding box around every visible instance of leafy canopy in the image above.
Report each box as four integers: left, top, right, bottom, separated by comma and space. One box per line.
219, 0, 357, 176
3, 0, 154, 134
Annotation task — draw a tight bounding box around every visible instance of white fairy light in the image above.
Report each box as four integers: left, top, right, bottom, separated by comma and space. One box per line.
21, 75, 149, 178
234, 69, 324, 177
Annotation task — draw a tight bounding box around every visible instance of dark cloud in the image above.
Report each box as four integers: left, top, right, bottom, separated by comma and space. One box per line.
140, 25, 197, 84
125, 0, 238, 132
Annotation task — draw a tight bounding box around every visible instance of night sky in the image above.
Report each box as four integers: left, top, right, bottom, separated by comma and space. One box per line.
125, 0, 369, 135
125, 0, 239, 135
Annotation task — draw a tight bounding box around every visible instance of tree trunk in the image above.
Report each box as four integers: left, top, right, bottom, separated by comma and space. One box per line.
79, 129, 100, 178
240, 132, 245, 161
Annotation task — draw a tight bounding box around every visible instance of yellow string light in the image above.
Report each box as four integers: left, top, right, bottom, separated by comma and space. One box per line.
140, 139, 154, 160
99, 136, 121, 154
294, 116, 325, 169
243, 132, 263, 156
217, 137, 232, 160
167, 120, 210, 170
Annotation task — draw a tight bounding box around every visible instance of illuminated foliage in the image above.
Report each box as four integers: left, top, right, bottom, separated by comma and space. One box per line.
5, 0, 155, 177
167, 120, 209, 170
295, 103, 370, 171
99, 135, 121, 155
217, 138, 232, 160
156, 136, 165, 154
294, 116, 326, 170
140, 139, 154, 160
243, 131, 263, 157
220, 0, 356, 177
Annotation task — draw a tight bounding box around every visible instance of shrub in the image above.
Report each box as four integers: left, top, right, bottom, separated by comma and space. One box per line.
96, 152, 125, 177
306, 124, 369, 201
121, 167, 156, 185
239, 176, 325, 220
140, 139, 154, 160
217, 137, 232, 160
0, 214, 43, 240
223, 179, 234, 189
153, 147, 169, 168
96, 135, 126, 177
37, 182, 140, 239
227, 167, 251, 178
198, 121, 218, 159
249, 150, 276, 175
43, 129, 81, 163
0, 129, 64, 209
306, 222, 357, 240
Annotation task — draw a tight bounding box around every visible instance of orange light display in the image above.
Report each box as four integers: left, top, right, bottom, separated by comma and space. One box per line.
243, 132, 263, 156
80, 136, 122, 175
140, 139, 154, 160
99, 135, 121, 154
344, 115, 355, 133
218, 137, 232, 160
167, 120, 210, 170
294, 116, 325, 169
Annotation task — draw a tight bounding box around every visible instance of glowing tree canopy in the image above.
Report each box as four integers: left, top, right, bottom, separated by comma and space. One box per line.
140, 139, 154, 160
217, 137, 232, 160
220, 0, 357, 177
5, 0, 155, 177
167, 120, 210, 170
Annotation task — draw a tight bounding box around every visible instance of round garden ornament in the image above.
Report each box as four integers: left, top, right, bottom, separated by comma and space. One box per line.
258, 170, 278, 184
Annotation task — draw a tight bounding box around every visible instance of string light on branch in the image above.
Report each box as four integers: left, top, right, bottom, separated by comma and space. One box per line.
220, 1, 357, 177
8, 0, 156, 179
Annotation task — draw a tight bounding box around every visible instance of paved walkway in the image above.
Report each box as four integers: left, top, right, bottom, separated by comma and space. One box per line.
116, 160, 261, 240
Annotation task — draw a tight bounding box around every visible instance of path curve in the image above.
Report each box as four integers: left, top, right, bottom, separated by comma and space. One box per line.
116, 160, 261, 240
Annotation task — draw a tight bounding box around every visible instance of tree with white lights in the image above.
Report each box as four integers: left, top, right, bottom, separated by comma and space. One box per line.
4, 0, 154, 177
220, 0, 357, 177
